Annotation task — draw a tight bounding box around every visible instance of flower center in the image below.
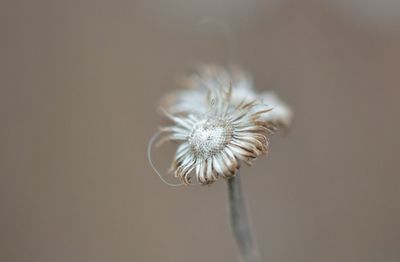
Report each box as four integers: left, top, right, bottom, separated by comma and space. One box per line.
189, 118, 233, 159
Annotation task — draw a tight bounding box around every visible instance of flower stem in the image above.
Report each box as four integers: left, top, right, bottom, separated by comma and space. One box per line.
227, 173, 261, 262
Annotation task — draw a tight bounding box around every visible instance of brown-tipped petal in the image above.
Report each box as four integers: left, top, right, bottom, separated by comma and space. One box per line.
235, 133, 268, 146
212, 155, 225, 177
215, 154, 230, 177
220, 150, 238, 176
206, 159, 218, 183
181, 173, 190, 184
176, 155, 196, 179
224, 148, 239, 170
231, 140, 263, 156
233, 135, 265, 151
227, 144, 257, 161
196, 161, 207, 184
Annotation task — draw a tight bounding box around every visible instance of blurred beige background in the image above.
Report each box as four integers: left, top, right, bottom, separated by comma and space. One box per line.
1, 0, 400, 261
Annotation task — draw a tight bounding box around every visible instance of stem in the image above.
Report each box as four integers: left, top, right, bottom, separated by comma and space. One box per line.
227, 173, 261, 262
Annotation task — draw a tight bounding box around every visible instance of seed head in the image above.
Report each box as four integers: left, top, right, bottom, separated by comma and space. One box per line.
150, 65, 292, 186
159, 85, 271, 185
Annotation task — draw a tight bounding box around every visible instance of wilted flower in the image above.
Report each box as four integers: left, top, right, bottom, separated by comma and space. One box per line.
161, 86, 271, 185
162, 65, 293, 129
150, 65, 292, 185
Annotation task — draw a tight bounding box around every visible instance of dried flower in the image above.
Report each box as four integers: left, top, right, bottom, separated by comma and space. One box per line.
162, 65, 293, 129
157, 84, 272, 185
149, 65, 292, 186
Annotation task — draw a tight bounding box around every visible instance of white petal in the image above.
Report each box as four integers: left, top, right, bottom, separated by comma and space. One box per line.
206, 159, 217, 183
220, 150, 237, 176
196, 161, 206, 184
174, 143, 191, 162
259, 91, 293, 127
212, 155, 224, 176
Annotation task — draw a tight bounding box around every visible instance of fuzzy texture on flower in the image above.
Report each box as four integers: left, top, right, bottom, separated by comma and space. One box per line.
160, 86, 272, 185
162, 65, 293, 129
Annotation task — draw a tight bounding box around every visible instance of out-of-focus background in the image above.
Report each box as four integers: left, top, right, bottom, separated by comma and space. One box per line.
1, 0, 400, 261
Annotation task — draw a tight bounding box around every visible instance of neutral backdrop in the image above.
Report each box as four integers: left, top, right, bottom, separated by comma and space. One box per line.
1, 0, 399, 262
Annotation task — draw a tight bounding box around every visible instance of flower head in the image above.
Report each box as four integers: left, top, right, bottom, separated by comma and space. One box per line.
150, 65, 292, 186
160, 84, 271, 185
